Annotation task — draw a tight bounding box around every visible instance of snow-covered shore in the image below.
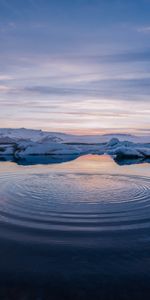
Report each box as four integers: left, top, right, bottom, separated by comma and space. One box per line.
0, 128, 149, 144
0, 128, 149, 161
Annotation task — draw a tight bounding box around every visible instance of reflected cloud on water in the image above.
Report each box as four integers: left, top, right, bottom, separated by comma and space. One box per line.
0, 154, 80, 166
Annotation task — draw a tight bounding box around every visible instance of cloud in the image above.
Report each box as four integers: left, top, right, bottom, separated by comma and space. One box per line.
0, 0, 150, 133
137, 26, 150, 33
0, 85, 11, 92
74, 50, 150, 64
21, 76, 150, 101
0, 21, 16, 33
0, 74, 13, 80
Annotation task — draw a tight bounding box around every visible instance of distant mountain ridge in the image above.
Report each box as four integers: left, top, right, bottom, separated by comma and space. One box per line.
0, 128, 149, 144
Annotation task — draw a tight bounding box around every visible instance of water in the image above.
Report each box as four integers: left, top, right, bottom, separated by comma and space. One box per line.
0, 155, 150, 299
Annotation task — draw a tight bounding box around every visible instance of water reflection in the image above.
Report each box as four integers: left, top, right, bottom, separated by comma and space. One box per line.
0, 154, 80, 165
0, 153, 150, 166
0, 155, 149, 300
114, 157, 150, 166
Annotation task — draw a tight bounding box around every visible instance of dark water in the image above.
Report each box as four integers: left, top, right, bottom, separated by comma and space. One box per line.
0, 155, 150, 300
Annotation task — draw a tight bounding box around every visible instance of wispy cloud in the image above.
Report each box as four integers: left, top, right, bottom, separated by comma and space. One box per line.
0, 74, 13, 80
0, 0, 150, 133
137, 26, 150, 33
0, 85, 11, 92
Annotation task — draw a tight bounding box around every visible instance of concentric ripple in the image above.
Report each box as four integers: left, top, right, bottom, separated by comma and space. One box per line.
0, 170, 150, 245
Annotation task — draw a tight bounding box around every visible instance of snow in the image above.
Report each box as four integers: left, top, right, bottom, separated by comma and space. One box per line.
0, 128, 149, 144
137, 148, 150, 157
106, 139, 150, 159
0, 144, 14, 155
107, 145, 145, 159
0, 128, 149, 161
15, 142, 82, 158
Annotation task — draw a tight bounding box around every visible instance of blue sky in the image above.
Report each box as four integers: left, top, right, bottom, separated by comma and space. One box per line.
0, 0, 150, 134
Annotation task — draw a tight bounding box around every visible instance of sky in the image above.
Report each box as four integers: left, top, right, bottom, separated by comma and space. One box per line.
0, 0, 150, 135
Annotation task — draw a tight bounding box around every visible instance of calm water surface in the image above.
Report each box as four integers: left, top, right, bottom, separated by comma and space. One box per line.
0, 155, 150, 299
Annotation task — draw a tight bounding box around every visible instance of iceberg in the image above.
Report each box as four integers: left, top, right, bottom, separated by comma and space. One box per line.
107, 145, 145, 159
15, 141, 82, 158
0, 128, 149, 163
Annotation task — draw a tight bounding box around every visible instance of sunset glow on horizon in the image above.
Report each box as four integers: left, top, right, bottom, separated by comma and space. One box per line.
0, 0, 150, 135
